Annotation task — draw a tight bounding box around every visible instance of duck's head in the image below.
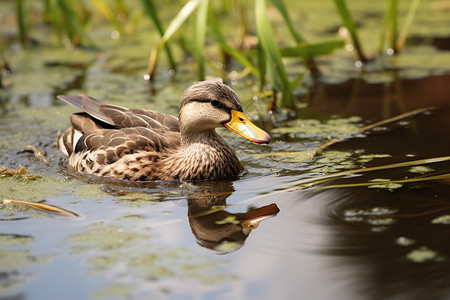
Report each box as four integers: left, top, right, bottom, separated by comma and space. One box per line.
179, 80, 271, 144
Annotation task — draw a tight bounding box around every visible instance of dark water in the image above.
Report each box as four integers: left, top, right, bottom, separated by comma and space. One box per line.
1, 70, 450, 300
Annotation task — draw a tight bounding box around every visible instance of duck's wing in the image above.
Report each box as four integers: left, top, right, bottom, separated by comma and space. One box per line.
58, 94, 180, 157
59, 113, 180, 157
74, 127, 180, 163
57, 94, 179, 133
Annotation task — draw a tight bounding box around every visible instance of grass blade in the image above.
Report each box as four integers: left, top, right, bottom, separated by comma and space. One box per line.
319, 106, 434, 150
91, 0, 121, 31
269, 0, 320, 74
315, 173, 450, 190
2, 199, 78, 218
333, 0, 367, 62
194, 0, 209, 80
280, 40, 345, 57
140, 0, 176, 71
297, 156, 450, 189
56, 0, 91, 47
269, 0, 305, 44
385, 0, 399, 52
147, 0, 201, 79
395, 0, 421, 52
207, 27, 260, 76
207, 3, 260, 77
255, 0, 293, 108
16, 0, 27, 46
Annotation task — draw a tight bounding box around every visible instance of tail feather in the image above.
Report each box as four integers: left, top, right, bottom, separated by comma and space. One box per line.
57, 94, 127, 126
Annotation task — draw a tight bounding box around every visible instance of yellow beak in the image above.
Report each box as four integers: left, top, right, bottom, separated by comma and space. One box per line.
224, 110, 271, 144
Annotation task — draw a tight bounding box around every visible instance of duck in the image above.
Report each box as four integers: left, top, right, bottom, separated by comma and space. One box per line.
57, 80, 271, 181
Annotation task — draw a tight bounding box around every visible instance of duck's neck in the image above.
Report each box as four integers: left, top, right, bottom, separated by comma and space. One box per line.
181, 128, 217, 147
167, 129, 243, 181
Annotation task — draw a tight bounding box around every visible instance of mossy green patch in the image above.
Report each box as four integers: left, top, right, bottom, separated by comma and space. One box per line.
67, 222, 146, 253
64, 217, 235, 295
0, 249, 43, 269
367, 217, 395, 226
272, 116, 362, 139
432, 215, 450, 225
396, 237, 415, 247
409, 166, 435, 174
311, 150, 358, 173
255, 149, 321, 163
0, 173, 106, 217
0, 234, 33, 246
406, 247, 439, 263
0, 166, 41, 181
85, 256, 119, 274
357, 154, 392, 163
0, 176, 63, 203
93, 284, 134, 300
368, 179, 403, 190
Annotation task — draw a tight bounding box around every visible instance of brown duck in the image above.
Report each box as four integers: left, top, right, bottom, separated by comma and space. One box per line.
58, 80, 271, 181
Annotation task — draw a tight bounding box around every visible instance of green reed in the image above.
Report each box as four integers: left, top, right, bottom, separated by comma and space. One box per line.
140, 0, 176, 72
146, 0, 345, 109
332, 0, 368, 62
16, 0, 28, 46
11, 0, 344, 109
11, 0, 425, 109
334, 0, 421, 58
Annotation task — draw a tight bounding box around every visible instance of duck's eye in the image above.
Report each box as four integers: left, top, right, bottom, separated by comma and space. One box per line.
210, 99, 220, 107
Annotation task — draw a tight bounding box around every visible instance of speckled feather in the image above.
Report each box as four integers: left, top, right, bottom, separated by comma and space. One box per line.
58, 81, 246, 181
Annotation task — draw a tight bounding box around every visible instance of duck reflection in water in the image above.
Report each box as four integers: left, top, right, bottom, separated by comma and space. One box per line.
186, 181, 279, 254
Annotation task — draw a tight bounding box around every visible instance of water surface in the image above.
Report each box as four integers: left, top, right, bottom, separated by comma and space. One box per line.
1, 0, 450, 299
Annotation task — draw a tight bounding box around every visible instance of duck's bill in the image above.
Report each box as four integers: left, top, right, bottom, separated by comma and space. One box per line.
224, 110, 271, 144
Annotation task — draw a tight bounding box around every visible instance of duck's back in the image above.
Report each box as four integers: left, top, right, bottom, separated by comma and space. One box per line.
58, 95, 181, 180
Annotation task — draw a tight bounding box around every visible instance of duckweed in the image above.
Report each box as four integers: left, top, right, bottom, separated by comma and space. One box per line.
431, 215, 450, 225
406, 247, 438, 263
409, 166, 435, 174
368, 179, 403, 190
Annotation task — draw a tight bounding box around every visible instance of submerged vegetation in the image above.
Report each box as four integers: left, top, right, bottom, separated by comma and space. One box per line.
7, 0, 435, 110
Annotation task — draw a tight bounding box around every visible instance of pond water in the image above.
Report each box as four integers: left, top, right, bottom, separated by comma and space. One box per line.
1, 1, 450, 300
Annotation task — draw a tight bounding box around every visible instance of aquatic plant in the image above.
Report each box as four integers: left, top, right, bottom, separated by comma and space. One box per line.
11, 0, 426, 110
145, 0, 343, 109
334, 0, 421, 59
10, 0, 345, 109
